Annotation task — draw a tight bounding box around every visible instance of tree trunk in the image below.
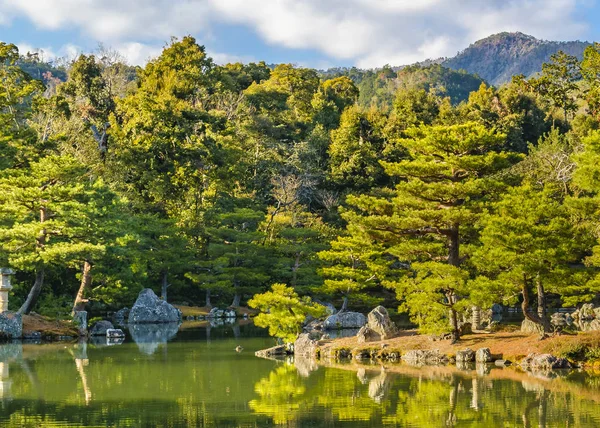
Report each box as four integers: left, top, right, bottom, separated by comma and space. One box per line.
536, 277, 546, 320
449, 307, 460, 343
448, 226, 460, 267
18, 268, 45, 315
72, 260, 92, 316
19, 206, 48, 315
338, 296, 348, 313
231, 293, 241, 308
161, 272, 169, 302
205, 289, 212, 308
521, 278, 551, 334
447, 227, 461, 341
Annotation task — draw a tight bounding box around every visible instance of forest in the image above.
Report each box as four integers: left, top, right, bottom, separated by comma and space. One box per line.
3, 36, 600, 342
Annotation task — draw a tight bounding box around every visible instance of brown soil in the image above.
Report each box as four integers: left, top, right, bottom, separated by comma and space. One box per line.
319, 329, 600, 363
22, 313, 78, 338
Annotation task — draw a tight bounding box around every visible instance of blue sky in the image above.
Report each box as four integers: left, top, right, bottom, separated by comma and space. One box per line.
1, 0, 600, 68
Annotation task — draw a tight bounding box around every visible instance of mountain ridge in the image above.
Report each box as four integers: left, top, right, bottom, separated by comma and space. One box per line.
442, 31, 591, 85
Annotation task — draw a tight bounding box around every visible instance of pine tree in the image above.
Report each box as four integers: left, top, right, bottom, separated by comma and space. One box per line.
342, 122, 520, 338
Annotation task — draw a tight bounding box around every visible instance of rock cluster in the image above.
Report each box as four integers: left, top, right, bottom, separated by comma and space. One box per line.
207, 308, 237, 319
402, 349, 447, 364
520, 353, 571, 370
357, 306, 397, 343
324, 311, 366, 330
572, 304, 600, 331
128, 289, 182, 324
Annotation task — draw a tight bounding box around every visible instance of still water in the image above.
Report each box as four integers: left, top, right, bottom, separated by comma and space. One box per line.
0, 322, 599, 427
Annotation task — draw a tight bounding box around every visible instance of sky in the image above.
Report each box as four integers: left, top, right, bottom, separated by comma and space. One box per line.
1, 0, 600, 69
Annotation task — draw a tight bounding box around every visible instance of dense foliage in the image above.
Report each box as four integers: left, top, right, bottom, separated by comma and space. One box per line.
4, 37, 600, 342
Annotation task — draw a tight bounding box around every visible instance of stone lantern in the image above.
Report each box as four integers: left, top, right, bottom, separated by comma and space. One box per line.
0, 269, 14, 313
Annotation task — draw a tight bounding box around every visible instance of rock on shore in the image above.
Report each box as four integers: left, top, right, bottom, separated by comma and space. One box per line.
324, 312, 366, 330
128, 289, 182, 324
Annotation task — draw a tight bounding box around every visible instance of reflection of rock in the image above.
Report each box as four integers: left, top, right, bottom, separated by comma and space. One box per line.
368, 369, 391, 403
89, 335, 109, 347
90, 320, 114, 336
106, 328, 125, 338
294, 356, 319, 378
107, 337, 125, 346
456, 361, 474, 371
0, 343, 22, 362
476, 362, 491, 376
128, 322, 180, 355
128, 289, 182, 324
323, 312, 366, 330
72, 341, 88, 360
357, 368, 368, 384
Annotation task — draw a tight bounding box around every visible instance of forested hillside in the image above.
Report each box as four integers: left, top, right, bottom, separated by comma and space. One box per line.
4, 36, 600, 341
444, 32, 590, 86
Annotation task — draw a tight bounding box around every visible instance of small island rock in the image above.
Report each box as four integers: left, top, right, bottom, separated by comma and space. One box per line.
128, 289, 182, 324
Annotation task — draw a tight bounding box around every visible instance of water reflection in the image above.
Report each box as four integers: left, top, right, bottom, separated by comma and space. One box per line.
128, 322, 180, 355
0, 325, 599, 426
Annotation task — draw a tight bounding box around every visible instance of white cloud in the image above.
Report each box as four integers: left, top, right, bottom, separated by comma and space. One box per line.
0, 0, 591, 67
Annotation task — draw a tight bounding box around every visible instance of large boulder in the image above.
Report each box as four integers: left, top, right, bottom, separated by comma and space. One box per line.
294, 333, 319, 358
356, 325, 380, 344
456, 348, 475, 363
475, 348, 492, 363
521, 318, 546, 335
0, 312, 21, 339
323, 312, 366, 330
112, 308, 130, 326
90, 320, 114, 336
367, 306, 397, 340
128, 289, 182, 324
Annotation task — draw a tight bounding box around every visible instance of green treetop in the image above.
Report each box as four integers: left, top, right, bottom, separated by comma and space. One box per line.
342, 122, 520, 338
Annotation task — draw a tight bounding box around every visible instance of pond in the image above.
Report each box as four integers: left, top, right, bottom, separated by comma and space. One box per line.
0, 322, 599, 427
